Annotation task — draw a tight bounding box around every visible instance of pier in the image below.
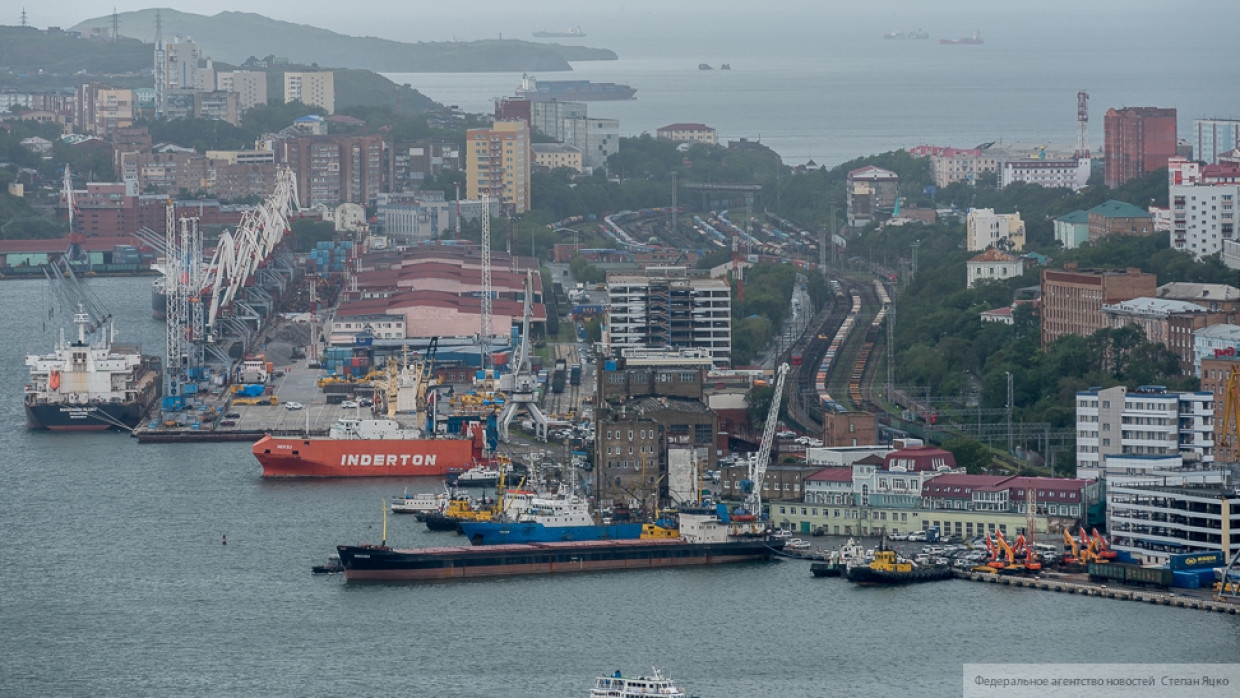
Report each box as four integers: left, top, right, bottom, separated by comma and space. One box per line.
954, 569, 1240, 614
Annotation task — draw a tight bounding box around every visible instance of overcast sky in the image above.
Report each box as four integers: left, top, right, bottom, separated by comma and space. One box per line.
20, 1, 1216, 45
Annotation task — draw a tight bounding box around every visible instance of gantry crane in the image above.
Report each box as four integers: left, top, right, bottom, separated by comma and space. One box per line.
740, 362, 789, 519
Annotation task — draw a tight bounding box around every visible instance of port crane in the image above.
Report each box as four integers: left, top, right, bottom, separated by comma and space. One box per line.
497, 269, 550, 442
740, 362, 789, 519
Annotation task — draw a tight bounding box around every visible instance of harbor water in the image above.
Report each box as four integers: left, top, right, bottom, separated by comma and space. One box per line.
3, 277, 1240, 697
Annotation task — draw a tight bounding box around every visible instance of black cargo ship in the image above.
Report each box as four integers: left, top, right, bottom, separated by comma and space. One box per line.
336, 537, 783, 581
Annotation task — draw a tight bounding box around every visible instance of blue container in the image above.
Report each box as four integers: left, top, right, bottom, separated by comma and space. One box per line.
1172, 571, 1201, 589
605, 360, 617, 371
1169, 551, 1225, 570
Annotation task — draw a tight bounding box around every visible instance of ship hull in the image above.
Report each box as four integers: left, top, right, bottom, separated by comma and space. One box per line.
25, 400, 149, 431
337, 538, 782, 581
846, 565, 954, 585
459, 521, 645, 545
252, 433, 482, 477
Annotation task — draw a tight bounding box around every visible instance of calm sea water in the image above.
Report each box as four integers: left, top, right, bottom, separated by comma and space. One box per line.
2, 276, 1240, 697
385, 3, 1240, 167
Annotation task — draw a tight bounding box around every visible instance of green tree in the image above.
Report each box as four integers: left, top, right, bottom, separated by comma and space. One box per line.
944, 438, 993, 474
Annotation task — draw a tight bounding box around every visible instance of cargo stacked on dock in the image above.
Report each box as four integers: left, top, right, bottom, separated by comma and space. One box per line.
307, 240, 354, 274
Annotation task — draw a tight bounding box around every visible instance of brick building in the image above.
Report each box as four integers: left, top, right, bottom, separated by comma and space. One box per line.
1104, 107, 1177, 188
822, 410, 877, 448
1087, 199, 1155, 242
1040, 265, 1158, 348
280, 134, 384, 206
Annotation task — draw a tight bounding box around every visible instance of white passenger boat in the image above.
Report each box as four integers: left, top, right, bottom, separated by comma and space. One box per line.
589, 668, 692, 697
390, 491, 447, 516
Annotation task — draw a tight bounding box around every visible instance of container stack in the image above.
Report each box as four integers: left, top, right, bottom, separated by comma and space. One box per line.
308, 240, 354, 273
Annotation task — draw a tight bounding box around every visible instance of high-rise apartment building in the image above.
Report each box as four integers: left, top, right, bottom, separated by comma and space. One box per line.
74, 83, 135, 138
465, 120, 530, 214
1194, 118, 1240, 164
216, 70, 268, 113
606, 273, 731, 365
1103, 107, 1177, 188
1040, 264, 1157, 348
280, 135, 383, 206
283, 71, 335, 114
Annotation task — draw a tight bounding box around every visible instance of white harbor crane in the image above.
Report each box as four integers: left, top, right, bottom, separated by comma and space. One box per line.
497, 269, 550, 442
741, 362, 789, 520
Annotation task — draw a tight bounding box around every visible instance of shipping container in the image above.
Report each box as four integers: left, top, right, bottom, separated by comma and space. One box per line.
1172, 571, 1201, 589
1168, 550, 1225, 571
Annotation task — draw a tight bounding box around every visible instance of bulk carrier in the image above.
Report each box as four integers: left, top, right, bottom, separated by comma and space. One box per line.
516, 75, 636, 102
24, 302, 160, 431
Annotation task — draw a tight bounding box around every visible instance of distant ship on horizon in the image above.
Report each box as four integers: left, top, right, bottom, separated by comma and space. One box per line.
941, 31, 983, 45
533, 26, 585, 38
884, 29, 929, 40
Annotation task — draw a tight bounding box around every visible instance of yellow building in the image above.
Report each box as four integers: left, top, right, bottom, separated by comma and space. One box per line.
531, 142, 583, 172
466, 120, 531, 214
283, 72, 335, 114
656, 123, 718, 145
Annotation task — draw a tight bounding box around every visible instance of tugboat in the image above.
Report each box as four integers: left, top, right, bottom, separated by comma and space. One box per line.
846, 536, 953, 586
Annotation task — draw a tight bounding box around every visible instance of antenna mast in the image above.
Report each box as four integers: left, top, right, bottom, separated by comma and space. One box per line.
1075, 91, 1090, 158
479, 195, 492, 371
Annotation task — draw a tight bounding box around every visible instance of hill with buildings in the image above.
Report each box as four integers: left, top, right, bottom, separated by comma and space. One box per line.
69, 10, 616, 72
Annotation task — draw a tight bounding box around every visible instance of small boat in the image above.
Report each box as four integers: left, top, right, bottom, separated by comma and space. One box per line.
390, 490, 446, 517
448, 462, 520, 488
311, 554, 342, 574
810, 560, 843, 577
424, 496, 493, 532
589, 668, 692, 697
698, 63, 713, 70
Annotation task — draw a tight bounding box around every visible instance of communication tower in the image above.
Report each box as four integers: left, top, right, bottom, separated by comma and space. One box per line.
1075, 91, 1090, 158
479, 194, 493, 370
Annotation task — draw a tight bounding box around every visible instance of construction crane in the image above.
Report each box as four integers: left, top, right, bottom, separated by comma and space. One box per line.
740, 362, 789, 519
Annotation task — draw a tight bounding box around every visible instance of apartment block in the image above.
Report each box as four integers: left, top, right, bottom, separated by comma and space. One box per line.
908, 145, 1002, 188
606, 274, 731, 365
1194, 118, 1240, 164
280, 134, 384, 206
466, 120, 531, 214
1104, 106, 1177, 188
531, 143, 583, 172
966, 208, 1025, 252
1074, 385, 1214, 473
74, 83, 135, 138
216, 70, 268, 113
1040, 265, 1158, 348
390, 139, 460, 193
1000, 157, 1090, 191
1169, 175, 1239, 261
283, 71, 335, 114
846, 165, 898, 227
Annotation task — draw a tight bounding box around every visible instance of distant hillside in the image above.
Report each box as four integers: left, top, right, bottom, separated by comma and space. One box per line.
0, 25, 151, 75
70, 9, 617, 72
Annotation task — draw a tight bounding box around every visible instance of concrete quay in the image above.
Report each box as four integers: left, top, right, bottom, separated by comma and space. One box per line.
955, 569, 1240, 614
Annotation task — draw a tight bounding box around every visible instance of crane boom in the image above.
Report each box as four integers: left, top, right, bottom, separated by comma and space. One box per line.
744, 362, 789, 518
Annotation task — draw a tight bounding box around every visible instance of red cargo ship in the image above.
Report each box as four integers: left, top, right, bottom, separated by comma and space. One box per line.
252, 418, 487, 478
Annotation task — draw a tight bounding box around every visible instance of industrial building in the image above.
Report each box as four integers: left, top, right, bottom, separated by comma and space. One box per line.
1108, 481, 1240, 566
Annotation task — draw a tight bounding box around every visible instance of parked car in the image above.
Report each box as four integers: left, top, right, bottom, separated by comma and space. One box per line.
888, 532, 908, 541
220, 420, 237, 427
358, 398, 373, 407
225, 412, 241, 419
341, 400, 359, 409
907, 531, 927, 542
284, 401, 304, 410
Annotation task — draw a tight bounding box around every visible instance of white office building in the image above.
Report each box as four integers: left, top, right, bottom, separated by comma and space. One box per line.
1075, 386, 1214, 472
1000, 157, 1091, 191
1170, 182, 1240, 261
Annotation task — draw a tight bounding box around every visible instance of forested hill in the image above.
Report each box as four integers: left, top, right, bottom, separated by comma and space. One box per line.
70, 9, 616, 72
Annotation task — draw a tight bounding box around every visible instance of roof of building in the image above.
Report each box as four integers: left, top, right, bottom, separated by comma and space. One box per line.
1157, 282, 1240, 302
1101, 297, 1206, 316
612, 395, 713, 416
1088, 199, 1152, 219
336, 289, 546, 322
531, 142, 582, 154
968, 248, 1020, 263
805, 467, 854, 483
658, 123, 714, 132
921, 474, 1088, 500
980, 306, 1013, 318
847, 165, 898, 181
1056, 210, 1090, 224
326, 115, 365, 125
884, 445, 956, 472
1195, 323, 1240, 341
854, 454, 885, 466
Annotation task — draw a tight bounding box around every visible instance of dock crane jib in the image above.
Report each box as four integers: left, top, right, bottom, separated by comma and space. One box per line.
740, 362, 789, 522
